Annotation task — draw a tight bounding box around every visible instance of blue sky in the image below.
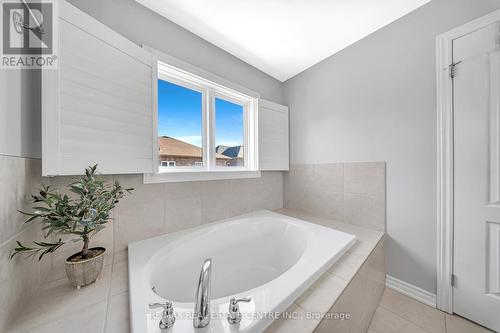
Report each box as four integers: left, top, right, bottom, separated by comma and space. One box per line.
158, 79, 243, 148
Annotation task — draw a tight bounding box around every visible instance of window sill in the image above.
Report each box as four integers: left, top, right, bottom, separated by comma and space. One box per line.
143, 170, 261, 184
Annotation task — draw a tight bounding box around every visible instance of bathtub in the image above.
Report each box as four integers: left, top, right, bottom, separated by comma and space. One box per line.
128, 210, 356, 333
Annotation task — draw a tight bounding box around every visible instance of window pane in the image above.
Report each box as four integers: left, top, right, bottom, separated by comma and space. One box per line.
215, 98, 244, 167
158, 79, 203, 167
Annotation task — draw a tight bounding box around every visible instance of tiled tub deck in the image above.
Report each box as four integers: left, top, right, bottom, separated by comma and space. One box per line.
7, 209, 384, 333
267, 209, 385, 333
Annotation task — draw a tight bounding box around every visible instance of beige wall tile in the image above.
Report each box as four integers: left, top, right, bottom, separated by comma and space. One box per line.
344, 193, 386, 232
328, 251, 366, 281
314, 292, 351, 333
284, 164, 344, 220
164, 181, 202, 200
166, 196, 202, 233
8, 264, 111, 332
0, 156, 43, 244
110, 257, 128, 296
348, 239, 386, 333
295, 272, 347, 313
316, 238, 385, 333
113, 175, 166, 252
11, 300, 107, 333
200, 179, 232, 223
249, 171, 284, 212
112, 250, 128, 265
308, 191, 344, 221
284, 163, 386, 232
348, 239, 379, 258
0, 157, 45, 331
0, 225, 41, 332
367, 236, 386, 285
105, 292, 129, 333
344, 162, 385, 196
284, 164, 315, 211
228, 178, 257, 216
312, 164, 344, 193
265, 303, 321, 333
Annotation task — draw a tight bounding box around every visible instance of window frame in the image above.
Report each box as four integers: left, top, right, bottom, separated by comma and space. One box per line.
212, 91, 250, 170
144, 60, 260, 183
157, 71, 208, 172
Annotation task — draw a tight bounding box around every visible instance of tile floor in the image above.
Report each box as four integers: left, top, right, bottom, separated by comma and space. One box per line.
369, 288, 495, 333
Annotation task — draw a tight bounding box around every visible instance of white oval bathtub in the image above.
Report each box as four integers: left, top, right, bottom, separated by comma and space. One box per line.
128, 210, 356, 333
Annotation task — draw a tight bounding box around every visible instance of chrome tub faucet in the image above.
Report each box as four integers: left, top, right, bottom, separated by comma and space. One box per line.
149, 301, 175, 329
227, 297, 252, 324
193, 258, 212, 328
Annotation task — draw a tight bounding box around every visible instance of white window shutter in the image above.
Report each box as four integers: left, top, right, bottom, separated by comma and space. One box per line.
259, 99, 289, 171
42, 1, 157, 176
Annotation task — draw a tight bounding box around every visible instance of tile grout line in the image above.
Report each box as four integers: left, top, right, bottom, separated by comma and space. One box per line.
377, 301, 440, 333
102, 174, 116, 333
295, 303, 322, 331
102, 258, 115, 333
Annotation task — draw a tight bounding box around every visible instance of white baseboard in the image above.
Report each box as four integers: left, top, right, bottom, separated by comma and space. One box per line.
386, 275, 437, 308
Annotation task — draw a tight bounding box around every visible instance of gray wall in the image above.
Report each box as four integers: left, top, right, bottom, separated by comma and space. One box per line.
0, 70, 41, 158
283, 0, 500, 293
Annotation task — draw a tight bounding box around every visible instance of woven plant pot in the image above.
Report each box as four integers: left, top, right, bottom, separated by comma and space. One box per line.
65, 247, 106, 289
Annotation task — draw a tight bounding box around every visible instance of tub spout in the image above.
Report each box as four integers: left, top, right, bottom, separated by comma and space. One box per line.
193, 258, 212, 328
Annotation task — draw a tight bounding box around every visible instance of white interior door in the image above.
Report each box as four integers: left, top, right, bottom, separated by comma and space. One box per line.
453, 22, 500, 332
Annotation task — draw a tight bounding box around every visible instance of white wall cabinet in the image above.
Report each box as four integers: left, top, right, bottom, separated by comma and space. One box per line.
259, 99, 289, 171
42, 1, 157, 176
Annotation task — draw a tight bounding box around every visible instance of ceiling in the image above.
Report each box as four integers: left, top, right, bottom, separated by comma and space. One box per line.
136, 0, 431, 82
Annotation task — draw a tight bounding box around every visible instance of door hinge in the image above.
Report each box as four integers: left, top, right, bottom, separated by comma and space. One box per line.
449, 61, 462, 79
451, 274, 457, 287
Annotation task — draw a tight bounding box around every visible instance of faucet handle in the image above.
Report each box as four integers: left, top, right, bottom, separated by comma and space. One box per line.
230, 297, 251, 306
149, 301, 175, 329
228, 297, 252, 324
149, 301, 173, 310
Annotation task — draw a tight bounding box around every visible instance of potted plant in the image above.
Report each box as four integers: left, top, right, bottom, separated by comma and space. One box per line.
10, 165, 133, 289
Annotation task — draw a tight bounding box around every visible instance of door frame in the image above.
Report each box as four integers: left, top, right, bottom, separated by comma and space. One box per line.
436, 9, 500, 314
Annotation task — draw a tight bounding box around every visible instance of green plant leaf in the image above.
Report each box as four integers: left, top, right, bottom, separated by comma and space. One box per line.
11, 165, 133, 261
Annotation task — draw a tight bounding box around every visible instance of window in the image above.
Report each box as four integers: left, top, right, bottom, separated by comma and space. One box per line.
215, 97, 245, 167
148, 61, 259, 182
161, 161, 176, 167
157, 79, 204, 169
